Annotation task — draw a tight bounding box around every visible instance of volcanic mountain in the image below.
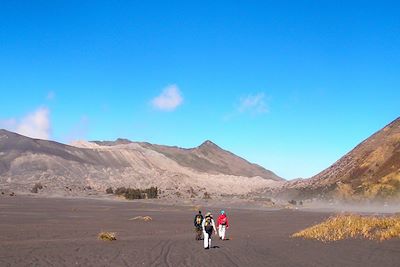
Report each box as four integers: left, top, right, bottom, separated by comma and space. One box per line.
0, 130, 283, 198
285, 117, 400, 201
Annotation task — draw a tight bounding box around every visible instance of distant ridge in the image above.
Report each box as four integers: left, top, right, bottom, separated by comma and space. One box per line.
139, 140, 283, 181
0, 129, 283, 198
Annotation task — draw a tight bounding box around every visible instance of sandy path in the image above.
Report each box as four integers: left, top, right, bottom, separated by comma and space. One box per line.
0, 197, 399, 266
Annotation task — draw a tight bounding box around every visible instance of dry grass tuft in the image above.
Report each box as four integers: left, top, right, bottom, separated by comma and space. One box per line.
98, 232, 117, 241
129, 215, 153, 221
292, 214, 400, 242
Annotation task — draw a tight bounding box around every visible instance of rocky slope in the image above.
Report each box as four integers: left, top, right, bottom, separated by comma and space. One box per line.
283, 117, 400, 201
0, 130, 283, 198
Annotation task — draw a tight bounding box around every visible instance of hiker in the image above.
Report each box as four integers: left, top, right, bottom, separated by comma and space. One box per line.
217, 210, 229, 240
202, 212, 217, 249
194, 211, 204, 240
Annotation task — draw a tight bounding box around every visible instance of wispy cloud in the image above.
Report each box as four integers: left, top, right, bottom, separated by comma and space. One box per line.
223, 92, 269, 121
0, 107, 51, 140
151, 85, 183, 111
238, 93, 269, 114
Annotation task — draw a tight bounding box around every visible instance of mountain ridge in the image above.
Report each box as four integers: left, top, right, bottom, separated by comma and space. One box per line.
0, 129, 283, 198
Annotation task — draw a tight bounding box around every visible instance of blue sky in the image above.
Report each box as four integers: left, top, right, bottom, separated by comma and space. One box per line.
0, 1, 399, 179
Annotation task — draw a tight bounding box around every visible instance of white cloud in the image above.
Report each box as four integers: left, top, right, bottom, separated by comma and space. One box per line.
151, 85, 183, 111
238, 93, 268, 114
0, 107, 51, 140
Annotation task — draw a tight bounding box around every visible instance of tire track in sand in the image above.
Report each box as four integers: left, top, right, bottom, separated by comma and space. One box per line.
149, 239, 174, 267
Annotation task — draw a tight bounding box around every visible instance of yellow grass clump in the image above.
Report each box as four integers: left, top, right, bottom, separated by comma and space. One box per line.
98, 232, 117, 241
292, 214, 400, 242
129, 215, 153, 221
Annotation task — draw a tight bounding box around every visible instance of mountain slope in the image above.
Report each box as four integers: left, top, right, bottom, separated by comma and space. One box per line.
138, 140, 282, 181
285, 117, 400, 200
0, 130, 282, 197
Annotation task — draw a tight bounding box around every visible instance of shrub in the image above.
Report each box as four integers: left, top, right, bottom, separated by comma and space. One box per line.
129, 216, 152, 221
115, 187, 127, 195
187, 187, 197, 198
124, 188, 143, 200
203, 192, 211, 199
144, 186, 158, 199
106, 187, 114, 194
288, 199, 297, 205
114, 186, 158, 199
113, 186, 159, 199
31, 183, 43, 193
98, 232, 116, 241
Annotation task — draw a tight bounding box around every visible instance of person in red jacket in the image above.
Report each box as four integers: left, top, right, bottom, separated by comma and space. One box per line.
216, 210, 229, 240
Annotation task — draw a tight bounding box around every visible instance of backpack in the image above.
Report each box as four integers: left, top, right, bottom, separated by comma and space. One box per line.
195, 215, 202, 226
204, 216, 213, 233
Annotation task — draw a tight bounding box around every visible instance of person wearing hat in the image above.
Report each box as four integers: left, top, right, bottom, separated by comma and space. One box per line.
202, 212, 217, 249
216, 210, 229, 240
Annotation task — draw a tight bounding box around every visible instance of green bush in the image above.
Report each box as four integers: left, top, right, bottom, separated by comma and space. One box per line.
124, 188, 144, 200
106, 187, 114, 194
144, 186, 158, 199
113, 186, 158, 199
115, 187, 127, 195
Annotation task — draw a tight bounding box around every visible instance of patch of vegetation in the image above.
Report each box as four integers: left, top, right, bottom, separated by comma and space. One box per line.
31, 183, 43, 193
187, 187, 197, 198
292, 214, 400, 242
114, 186, 127, 195
98, 232, 117, 241
124, 188, 144, 199
326, 175, 400, 202
105, 187, 114, 194
144, 186, 158, 199
362, 175, 400, 200
288, 199, 303, 206
129, 216, 152, 221
114, 186, 158, 200
203, 191, 211, 199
